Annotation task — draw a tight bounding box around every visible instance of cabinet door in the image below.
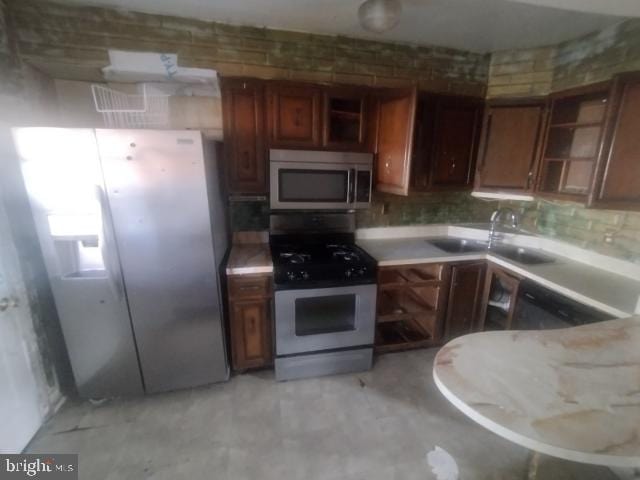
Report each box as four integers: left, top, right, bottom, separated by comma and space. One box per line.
323, 87, 367, 151
268, 83, 322, 148
476, 102, 546, 193
536, 82, 610, 201
221, 78, 267, 194
592, 73, 640, 210
375, 87, 417, 195
230, 298, 272, 370
444, 262, 486, 340
430, 98, 481, 189
478, 264, 521, 332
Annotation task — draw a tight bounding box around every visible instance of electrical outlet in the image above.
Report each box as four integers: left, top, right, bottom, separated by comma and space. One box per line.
604, 230, 617, 244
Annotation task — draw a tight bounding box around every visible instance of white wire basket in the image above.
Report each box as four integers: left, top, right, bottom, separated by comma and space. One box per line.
91, 84, 170, 129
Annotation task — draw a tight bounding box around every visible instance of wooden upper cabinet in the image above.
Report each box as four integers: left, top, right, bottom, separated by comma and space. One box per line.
536, 82, 610, 201
375, 87, 418, 195
590, 73, 640, 210
322, 86, 367, 151
411, 95, 482, 192
475, 100, 546, 193
267, 83, 322, 148
429, 98, 482, 189
221, 78, 267, 194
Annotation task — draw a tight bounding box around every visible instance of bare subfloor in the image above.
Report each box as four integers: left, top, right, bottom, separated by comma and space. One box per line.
28, 349, 622, 479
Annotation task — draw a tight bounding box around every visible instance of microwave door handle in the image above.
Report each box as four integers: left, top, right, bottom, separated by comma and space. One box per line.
348, 168, 356, 204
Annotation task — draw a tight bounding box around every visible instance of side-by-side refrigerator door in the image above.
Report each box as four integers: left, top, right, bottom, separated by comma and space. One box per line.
13, 127, 144, 398
96, 129, 229, 393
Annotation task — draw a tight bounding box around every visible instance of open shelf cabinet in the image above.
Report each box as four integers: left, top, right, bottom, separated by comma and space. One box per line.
375, 263, 449, 353
537, 84, 611, 200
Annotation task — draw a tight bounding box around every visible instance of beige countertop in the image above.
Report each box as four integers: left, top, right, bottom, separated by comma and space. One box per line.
225, 232, 273, 276
433, 315, 640, 467
357, 232, 640, 318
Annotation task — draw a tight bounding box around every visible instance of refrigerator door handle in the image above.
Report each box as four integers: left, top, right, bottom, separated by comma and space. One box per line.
96, 185, 124, 300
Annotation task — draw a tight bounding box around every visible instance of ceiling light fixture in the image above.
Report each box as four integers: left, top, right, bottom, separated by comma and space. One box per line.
358, 0, 402, 33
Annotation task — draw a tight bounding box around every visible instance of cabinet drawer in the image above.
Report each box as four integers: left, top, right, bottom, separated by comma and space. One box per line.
229, 275, 272, 299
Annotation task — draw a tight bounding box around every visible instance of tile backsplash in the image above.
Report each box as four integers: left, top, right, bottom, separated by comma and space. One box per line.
356, 192, 498, 228
229, 194, 640, 264
229, 191, 498, 231
502, 200, 640, 263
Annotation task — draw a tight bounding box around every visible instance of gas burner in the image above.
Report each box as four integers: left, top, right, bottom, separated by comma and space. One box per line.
327, 244, 360, 262
332, 250, 360, 262
280, 252, 311, 264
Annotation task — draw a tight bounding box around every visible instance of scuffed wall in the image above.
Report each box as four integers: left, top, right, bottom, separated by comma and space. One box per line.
1, 0, 74, 404
6, 0, 489, 95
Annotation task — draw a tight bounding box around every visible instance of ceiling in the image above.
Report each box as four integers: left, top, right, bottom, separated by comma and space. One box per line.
55, 0, 634, 53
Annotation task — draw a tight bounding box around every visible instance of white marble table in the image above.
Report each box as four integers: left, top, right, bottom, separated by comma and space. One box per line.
433, 316, 640, 471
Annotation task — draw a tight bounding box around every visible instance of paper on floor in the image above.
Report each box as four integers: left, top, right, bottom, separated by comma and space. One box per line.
427, 446, 459, 480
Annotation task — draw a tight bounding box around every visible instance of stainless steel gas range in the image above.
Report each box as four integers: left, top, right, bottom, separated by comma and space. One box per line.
270, 212, 377, 381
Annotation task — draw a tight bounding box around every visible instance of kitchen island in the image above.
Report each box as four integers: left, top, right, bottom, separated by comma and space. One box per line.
433, 316, 640, 473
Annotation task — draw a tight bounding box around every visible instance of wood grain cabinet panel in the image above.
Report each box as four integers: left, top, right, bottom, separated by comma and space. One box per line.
322, 87, 368, 151
591, 73, 640, 210
475, 101, 546, 193
536, 82, 610, 202
221, 78, 267, 194
430, 99, 482, 189
375, 263, 450, 353
230, 299, 272, 370
228, 274, 273, 371
444, 262, 486, 340
411, 95, 482, 192
268, 83, 322, 148
374, 87, 418, 195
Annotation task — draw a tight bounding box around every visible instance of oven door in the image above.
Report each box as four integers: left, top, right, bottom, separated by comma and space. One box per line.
274, 284, 376, 356
270, 161, 352, 210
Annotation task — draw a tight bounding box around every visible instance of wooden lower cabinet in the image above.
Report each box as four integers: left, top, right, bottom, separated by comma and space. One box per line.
228, 274, 273, 371
477, 264, 522, 331
375, 263, 449, 352
444, 262, 486, 340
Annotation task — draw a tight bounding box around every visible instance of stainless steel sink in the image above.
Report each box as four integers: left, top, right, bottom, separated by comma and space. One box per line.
427, 237, 556, 265
489, 245, 556, 265
427, 238, 488, 253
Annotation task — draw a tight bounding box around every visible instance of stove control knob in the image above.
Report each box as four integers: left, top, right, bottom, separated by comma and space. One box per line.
287, 271, 297, 281
357, 267, 367, 276
301, 271, 310, 280
345, 268, 353, 278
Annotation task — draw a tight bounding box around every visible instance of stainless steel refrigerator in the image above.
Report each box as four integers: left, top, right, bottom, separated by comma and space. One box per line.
12, 128, 229, 397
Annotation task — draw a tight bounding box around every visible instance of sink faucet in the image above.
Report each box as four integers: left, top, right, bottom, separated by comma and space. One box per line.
488, 207, 519, 249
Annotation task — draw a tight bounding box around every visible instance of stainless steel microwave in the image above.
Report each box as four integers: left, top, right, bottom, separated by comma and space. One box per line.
269, 149, 373, 210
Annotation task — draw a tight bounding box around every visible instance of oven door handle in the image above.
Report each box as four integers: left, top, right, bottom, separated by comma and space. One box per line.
348, 168, 356, 205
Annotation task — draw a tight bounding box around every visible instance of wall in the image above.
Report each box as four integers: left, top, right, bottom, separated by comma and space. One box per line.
6, 0, 489, 95
487, 19, 640, 263
1, 0, 74, 403
488, 20, 640, 97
